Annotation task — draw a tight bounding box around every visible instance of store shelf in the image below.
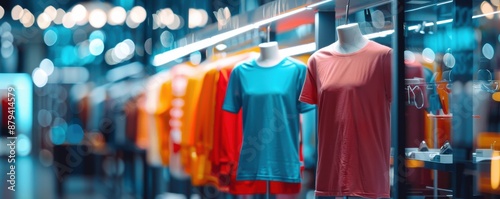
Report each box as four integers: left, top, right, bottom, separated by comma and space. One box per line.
406, 150, 453, 163
406, 149, 453, 171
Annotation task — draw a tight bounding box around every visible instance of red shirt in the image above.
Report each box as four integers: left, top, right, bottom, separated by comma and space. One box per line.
300, 41, 392, 198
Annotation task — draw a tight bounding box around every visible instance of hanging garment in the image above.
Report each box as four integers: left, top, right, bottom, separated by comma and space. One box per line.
169, 64, 199, 179
156, 78, 173, 165
300, 40, 392, 198
223, 57, 315, 183
135, 94, 149, 150
189, 66, 220, 186
144, 72, 171, 166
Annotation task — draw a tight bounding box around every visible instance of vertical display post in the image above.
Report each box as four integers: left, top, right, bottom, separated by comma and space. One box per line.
451, 0, 474, 198
266, 180, 270, 199
314, 11, 336, 50
392, 0, 407, 199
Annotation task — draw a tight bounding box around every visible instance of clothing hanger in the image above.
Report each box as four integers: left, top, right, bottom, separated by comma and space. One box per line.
345, 0, 351, 25
267, 24, 271, 43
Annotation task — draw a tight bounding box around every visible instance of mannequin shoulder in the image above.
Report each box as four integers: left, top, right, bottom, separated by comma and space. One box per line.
368, 40, 392, 54
284, 57, 307, 67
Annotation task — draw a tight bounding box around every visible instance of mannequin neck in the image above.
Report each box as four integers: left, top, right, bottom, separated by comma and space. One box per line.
334, 23, 369, 54
256, 42, 282, 67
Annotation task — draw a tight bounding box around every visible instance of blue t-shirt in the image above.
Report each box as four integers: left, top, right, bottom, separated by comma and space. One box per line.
222, 57, 315, 183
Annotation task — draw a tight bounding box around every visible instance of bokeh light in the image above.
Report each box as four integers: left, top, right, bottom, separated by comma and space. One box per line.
11, 5, 24, 20
371, 10, 385, 29
89, 9, 107, 28
37, 13, 51, 29
0, 6, 4, 20
123, 39, 136, 54
89, 30, 106, 42
62, 12, 76, 28
159, 8, 174, 27
482, 43, 494, 59
2, 32, 13, 42
443, 53, 456, 68
190, 51, 202, 65
38, 109, 52, 127
71, 4, 88, 25
493, 92, 500, 102
481, 1, 495, 19
39, 149, 54, 167
44, 6, 57, 20
66, 124, 84, 144
126, 14, 140, 29
167, 14, 181, 30
89, 39, 105, 56
1, 22, 11, 32
422, 48, 435, 63
130, 6, 147, 24
199, 9, 208, 27
40, 58, 55, 75
404, 50, 415, 63
44, 29, 58, 46
1, 41, 14, 58
20, 9, 35, 28
77, 40, 91, 58
108, 6, 127, 25
50, 126, 66, 145
32, 68, 48, 87
189, 8, 202, 28
160, 31, 174, 47
144, 38, 152, 55
17, 134, 32, 156
53, 8, 65, 24
493, 0, 500, 6
53, 117, 68, 131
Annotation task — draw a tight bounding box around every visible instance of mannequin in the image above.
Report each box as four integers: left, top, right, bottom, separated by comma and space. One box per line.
332, 23, 369, 54
300, 21, 392, 199
223, 37, 314, 198
256, 41, 283, 67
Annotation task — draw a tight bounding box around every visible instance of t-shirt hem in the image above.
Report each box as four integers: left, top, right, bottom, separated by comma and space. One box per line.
236, 175, 301, 183
315, 191, 390, 198
222, 105, 239, 113
299, 96, 316, 105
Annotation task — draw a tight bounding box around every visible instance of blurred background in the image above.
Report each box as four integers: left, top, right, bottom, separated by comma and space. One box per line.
0, 1, 316, 199
0, 0, 500, 198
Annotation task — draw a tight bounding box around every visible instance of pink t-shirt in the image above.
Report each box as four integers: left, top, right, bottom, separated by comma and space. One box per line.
300, 40, 392, 198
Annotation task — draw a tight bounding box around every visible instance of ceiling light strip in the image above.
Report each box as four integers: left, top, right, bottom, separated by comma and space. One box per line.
405, 0, 453, 13
153, 0, 334, 67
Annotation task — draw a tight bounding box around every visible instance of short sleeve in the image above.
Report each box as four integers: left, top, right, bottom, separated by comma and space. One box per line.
299, 57, 318, 105
222, 67, 242, 113
383, 50, 393, 103
297, 65, 316, 113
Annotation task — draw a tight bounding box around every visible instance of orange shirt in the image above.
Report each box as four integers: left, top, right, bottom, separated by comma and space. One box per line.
135, 94, 149, 150
144, 72, 171, 166
155, 78, 173, 165
168, 64, 203, 175
190, 67, 220, 185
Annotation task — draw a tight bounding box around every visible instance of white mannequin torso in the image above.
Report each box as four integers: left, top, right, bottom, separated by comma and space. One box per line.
332, 23, 369, 54
256, 41, 283, 67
